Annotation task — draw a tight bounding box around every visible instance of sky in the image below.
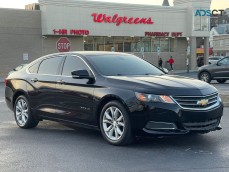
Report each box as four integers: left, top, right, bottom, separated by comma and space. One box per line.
0, 0, 228, 10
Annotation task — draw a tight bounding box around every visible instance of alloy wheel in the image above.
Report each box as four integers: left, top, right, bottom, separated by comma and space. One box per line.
102, 106, 125, 141
200, 72, 210, 83
15, 99, 29, 126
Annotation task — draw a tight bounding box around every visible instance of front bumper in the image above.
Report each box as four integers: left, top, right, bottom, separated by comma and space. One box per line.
130, 101, 224, 135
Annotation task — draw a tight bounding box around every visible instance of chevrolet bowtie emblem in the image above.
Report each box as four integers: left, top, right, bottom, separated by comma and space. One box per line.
197, 99, 209, 106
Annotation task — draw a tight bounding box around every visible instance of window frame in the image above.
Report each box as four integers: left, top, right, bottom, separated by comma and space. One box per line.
37, 55, 65, 76
61, 54, 96, 78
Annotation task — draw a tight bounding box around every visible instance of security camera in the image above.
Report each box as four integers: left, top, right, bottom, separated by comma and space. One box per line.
42, 36, 47, 39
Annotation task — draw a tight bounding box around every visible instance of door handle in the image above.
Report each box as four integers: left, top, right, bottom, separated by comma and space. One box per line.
57, 80, 65, 85
31, 78, 38, 83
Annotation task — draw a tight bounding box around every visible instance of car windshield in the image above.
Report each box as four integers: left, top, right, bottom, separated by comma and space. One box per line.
86, 54, 164, 76
209, 56, 223, 60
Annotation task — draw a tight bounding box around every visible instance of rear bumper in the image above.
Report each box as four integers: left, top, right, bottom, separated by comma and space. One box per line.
5, 86, 14, 111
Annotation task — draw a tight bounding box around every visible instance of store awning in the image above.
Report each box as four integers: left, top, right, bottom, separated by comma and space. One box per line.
196, 48, 213, 55
196, 48, 204, 54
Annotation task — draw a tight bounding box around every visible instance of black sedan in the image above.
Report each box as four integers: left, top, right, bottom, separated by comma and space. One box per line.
198, 56, 229, 83
5, 52, 223, 145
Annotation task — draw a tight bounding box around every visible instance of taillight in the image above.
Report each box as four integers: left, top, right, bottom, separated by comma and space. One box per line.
4, 79, 8, 86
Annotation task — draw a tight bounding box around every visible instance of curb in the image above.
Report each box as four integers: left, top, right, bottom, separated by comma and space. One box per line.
174, 71, 197, 75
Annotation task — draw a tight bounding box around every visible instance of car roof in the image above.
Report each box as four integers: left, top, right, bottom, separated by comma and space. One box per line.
27, 51, 133, 67
68, 51, 130, 56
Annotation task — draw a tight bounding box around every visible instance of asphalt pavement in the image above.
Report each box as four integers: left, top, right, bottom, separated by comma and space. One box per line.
0, 83, 229, 172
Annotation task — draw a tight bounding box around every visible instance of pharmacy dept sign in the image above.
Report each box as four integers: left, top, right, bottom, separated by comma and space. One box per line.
56, 37, 71, 52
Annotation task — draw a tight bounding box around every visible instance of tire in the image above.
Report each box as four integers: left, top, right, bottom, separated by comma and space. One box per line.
199, 72, 211, 83
216, 79, 227, 84
14, 95, 39, 129
100, 101, 134, 146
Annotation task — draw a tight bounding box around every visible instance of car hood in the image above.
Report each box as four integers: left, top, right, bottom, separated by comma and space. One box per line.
107, 75, 217, 96
199, 64, 216, 69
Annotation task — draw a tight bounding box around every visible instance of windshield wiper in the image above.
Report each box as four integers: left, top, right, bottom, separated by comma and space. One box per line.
144, 73, 164, 76
144, 73, 155, 75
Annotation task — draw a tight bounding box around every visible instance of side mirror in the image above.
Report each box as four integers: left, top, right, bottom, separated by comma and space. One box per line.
71, 69, 92, 79
216, 62, 221, 66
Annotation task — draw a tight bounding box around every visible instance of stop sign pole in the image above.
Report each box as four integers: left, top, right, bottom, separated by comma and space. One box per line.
56, 37, 71, 52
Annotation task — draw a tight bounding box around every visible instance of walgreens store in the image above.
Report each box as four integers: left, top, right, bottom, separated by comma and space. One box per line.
0, 0, 211, 77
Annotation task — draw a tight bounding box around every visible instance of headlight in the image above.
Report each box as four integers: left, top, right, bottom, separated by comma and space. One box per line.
218, 94, 222, 102
135, 92, 175, 104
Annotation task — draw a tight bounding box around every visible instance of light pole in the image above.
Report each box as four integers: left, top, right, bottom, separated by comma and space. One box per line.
42, 36, 47, 56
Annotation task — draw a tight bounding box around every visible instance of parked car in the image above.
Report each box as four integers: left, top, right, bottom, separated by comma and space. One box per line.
5, 52, 223, 145
197, 56, 224, 67
209, 56, 224, 64
198, 56, 229, 83
8, 64, 27, 76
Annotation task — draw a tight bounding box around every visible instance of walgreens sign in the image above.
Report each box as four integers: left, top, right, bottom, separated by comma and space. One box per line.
91, 13, 154, 26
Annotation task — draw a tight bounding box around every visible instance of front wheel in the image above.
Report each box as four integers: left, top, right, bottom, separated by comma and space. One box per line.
100, 101, 134, 146
14, 95, 39, 129
217, 79, 227, 84
199, 72, 211, 83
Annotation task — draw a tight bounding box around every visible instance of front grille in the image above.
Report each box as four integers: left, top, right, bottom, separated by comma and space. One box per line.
183, 119, 219, 131
172, 93, 219, 110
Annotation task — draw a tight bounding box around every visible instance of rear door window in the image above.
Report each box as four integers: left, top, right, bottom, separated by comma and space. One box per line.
28, 62, 40, 74
38, 56, 63, 75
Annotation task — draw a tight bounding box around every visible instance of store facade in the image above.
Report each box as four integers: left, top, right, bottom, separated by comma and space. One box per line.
0, 0, 211, 77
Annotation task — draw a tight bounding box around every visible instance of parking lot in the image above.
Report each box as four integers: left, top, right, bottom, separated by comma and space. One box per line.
175, 72, 229, 98
0, 80, 229, 172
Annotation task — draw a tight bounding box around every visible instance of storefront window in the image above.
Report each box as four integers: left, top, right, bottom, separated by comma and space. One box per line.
170, 38, 177, 52
142, 37, 151, 52
124, 37, 132, 52
131, 37, 141, 52
84, 36, 94, 51
114, 37, 124, 52
104, 37, 114, 51
94, 37, 104, 51
152, 38, 160, 52
160, 38, 169, 52
86, 36, 176, 53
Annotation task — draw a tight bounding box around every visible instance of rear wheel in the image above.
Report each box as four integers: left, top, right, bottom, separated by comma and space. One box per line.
100, 101, 134, 146
14, 95, 39, 129
199, 72, 211, 83
216, 79, 227, 84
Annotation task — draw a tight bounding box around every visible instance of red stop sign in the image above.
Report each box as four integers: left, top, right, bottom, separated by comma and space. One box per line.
56, 37, 71, 52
